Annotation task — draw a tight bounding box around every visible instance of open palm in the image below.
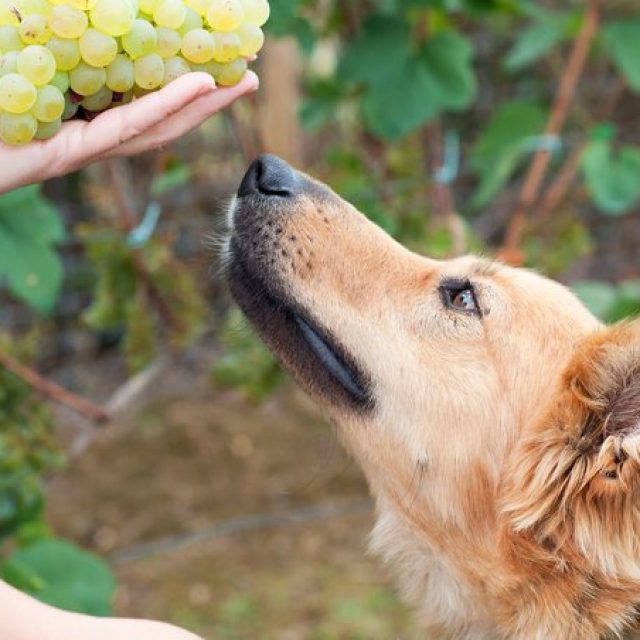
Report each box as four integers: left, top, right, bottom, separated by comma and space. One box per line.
0, 70, 258, 195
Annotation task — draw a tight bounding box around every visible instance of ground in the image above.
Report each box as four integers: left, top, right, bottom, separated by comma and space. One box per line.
46, 378, 418, 639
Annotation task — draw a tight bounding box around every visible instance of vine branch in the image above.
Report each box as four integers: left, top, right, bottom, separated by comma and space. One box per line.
501, 0, 601, 262
0, 351, 110, 423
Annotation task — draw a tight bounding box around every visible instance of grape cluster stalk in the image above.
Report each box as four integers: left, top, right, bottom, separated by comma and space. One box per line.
0, 0, 268, 145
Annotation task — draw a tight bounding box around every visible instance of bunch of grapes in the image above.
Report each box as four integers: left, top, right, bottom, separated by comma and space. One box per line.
0, 0, 268, 145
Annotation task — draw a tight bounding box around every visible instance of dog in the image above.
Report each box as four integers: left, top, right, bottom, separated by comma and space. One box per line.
226, 154, 640, 639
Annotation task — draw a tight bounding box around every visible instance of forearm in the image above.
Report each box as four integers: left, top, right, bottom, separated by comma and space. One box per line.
0, 580, 201, 640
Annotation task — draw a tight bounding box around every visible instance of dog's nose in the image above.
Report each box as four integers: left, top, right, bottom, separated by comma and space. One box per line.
238, 154, 299, 198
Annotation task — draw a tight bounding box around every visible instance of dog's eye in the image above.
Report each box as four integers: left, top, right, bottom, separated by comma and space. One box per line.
440, 281, 480, 315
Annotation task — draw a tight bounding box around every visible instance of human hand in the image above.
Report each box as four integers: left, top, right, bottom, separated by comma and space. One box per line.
0, 70, 259, 195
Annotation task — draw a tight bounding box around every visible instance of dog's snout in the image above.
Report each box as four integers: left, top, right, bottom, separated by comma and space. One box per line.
238, 154, 299, 198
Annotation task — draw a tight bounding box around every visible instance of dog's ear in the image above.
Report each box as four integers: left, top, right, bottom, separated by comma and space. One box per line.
501, 321, 640, 575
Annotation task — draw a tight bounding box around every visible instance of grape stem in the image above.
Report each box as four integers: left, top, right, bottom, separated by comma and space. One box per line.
0, 350, 110, 424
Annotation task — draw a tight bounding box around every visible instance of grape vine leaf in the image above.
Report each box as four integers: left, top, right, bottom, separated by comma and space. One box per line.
469, 101, 546, 208
2, 538, 115, 615
339, 15, 476, 140
581, 140, 640, 215
504, 18, 565, 71
602, 19, 640, 93
0, 186, 64, 313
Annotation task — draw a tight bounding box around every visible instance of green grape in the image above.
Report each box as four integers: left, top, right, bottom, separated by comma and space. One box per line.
211, 56, 246, 86
17, 45, 56, 85
69, 61, 106, 95
212, 31, 239, 63
155, 26, 180, 58
47, 36, 80, 71
106, 53, 134, 91
0, 50, 18, 76
177, 7, 201, 37
0, 111, 37, 144
0, 25, 23, 51
153, 0, 186, 30
138, 0, 161, 13
0, 0, 20, 26
207, 0, 244, 32
162, 54, 189, 85
79, 28, 117, 67
121, 19, 157, 59
90, 0, 136, 37
63, 0, 98, 9
34, 117, 62, 140
48, 4, 88, 39
181, 28, 215, 64
49, 69, 69, 92
235, 22, 263, 56
0, 72, 37, 113
32, 83, 65, 121
17, 0, 52, 17
81, 85, 113, 111
61, 91, 78, 120
185, 0, 208, 16
240, 0, 269, 27
18, 14, 51, 45
134, 52, 164, 89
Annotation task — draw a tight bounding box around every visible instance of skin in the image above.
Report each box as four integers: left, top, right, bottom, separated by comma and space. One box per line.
0, 70, 258, 640
0, 70, 259, 195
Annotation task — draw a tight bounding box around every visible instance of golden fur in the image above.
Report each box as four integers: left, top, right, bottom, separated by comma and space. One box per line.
229, 162, 640, 639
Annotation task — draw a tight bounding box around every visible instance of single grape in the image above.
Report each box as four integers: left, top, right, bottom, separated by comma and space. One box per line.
90, 0, 136, 37
69, 61, 106, 95
134, 52, 164, 89
122, 19, 157, 59
34, 117, 62, 141
17, 0, 52, 17
138, 0, 161, 14
32, 83, 65, 121
212, 31, 239, 63
211, 56, 246, 86
18, 14, 51, 45
162, 54, 189, 85
0, 72, 37, 113
240, 0, 269, 27
62, 91, 79, 119
235, 22, 263, 57
155, 26, 181, 58
177, 7, 201, 36
49, 69, 70, 92
0, 51, 19, 76
154, 0, 186, 30
17, 44, 56, 86
0, 25, 23, 51
47, 36, 81, 71
207, 0, 244, 32
106, 53, 134, 91
0, 111, 37, 144
79, 28, 118, 67
48, 4, 88, 39
181, 28, 215, 64
81, 85, 113, 111
0, 1, 20, 26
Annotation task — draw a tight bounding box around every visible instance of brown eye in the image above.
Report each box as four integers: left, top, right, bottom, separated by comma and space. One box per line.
440, 280, 480, 315
451, 289, 477, 312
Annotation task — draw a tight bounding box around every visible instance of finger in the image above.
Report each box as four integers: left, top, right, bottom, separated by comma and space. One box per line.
46, 73, 218, 175
110, 70, 259, 158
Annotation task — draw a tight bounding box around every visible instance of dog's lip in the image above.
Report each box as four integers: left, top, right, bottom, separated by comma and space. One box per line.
228, 241, 372, 409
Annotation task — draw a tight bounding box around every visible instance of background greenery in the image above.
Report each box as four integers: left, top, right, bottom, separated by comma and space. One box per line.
0, 0, 638, 636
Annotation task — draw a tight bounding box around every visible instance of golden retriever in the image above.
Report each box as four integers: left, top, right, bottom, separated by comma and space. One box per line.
226, 155, 640, 640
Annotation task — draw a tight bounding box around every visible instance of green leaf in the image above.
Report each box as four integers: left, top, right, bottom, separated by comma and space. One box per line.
602, 19, 640, 92
470, 101, 547, 207
340, 16, 475, 140
0, 186, 64, 313
505, 19, 564, 71
581, 140, 640, 215
3, 539, 116, 616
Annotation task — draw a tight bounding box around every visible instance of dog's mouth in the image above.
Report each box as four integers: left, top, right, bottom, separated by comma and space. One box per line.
228, 243, 373, 412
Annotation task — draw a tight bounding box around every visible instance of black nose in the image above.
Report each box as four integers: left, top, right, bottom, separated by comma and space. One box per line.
238, 155, 299, 198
